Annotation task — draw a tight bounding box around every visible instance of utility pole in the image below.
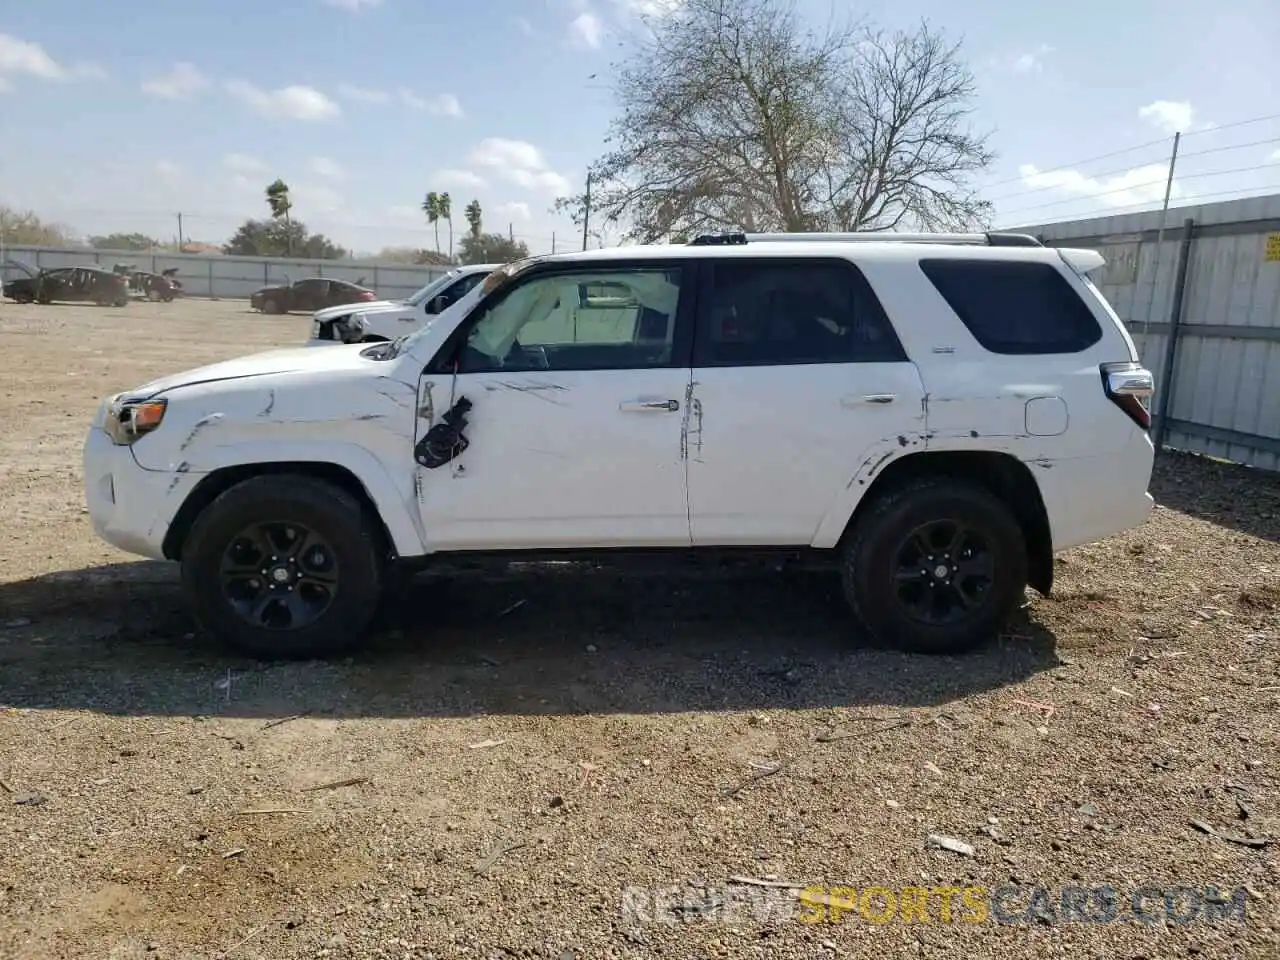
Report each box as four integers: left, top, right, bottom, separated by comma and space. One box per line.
508, 222, 514, 243
176, 212, 184, 250
551, 232, 556, 254
581, 172, 592, 251
1140, 132, 1181, 351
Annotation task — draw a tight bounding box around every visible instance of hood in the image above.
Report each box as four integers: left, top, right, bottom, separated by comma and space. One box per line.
313, 298, 407, 321
127, 343, 378, 398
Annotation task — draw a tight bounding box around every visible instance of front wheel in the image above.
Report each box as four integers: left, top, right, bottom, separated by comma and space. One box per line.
262, 298, 281, 315
841, 477, 1028, 655
180, 475, 386, 659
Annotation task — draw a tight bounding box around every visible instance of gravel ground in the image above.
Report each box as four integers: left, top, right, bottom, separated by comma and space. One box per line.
0, 300, 1277, 960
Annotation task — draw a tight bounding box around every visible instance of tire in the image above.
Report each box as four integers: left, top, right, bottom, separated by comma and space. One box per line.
262, 298, 281, 315
180, 474, 386, 660
840, 477, 1028, 655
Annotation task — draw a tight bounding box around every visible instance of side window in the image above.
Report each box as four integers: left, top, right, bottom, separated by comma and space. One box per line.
693, 259, 906, 367
919, 259, 1103, 355
457, 266, 683, 373
437, 272, 485, 310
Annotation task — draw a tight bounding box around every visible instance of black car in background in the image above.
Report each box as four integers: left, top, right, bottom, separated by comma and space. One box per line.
2, 261, 130, 307
249, 276, 377, 315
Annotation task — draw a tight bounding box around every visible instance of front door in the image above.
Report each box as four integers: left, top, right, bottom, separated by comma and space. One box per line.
415, 260, 695, 551
686, 256, 927, 545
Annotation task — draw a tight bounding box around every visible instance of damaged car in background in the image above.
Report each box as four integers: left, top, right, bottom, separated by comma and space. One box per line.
250, 276, 378, 315
3, 260, 130, 306
308, 263, 499, 344
82, 233, 1156, 662
112, 264, 184, 301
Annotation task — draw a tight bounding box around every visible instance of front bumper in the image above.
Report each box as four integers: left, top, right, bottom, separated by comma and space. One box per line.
83, 426, 202, 560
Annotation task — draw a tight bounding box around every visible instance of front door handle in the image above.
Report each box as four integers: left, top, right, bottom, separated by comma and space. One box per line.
841, 394, 897, 407
620, 398, 679, 413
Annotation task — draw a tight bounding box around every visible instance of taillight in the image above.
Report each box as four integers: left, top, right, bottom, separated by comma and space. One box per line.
1101, 361, 1154, 430
360, 291, 375, 300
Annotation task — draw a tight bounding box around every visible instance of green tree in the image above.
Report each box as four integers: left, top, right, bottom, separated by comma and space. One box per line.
457, 232, 529, 265
422, 191, 442, 253
439, 192, 453, 259
0, 206, 78, 246
89, 232, 159, 251
223, 218, 347, 259
554, 0, 994, 241
464, 198, 483, 240
265, 178, 294, 254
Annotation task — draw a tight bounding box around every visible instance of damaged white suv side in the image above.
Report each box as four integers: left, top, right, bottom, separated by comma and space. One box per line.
84, 232, 1156, 660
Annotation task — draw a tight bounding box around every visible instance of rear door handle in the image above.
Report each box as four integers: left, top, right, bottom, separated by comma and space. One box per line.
841, 394, 897, 407
620, 398, 680, 413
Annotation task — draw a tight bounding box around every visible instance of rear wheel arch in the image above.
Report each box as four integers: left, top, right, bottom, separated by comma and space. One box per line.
838, 450, 1054, 596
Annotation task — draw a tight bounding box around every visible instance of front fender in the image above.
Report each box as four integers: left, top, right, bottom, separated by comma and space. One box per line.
169, 440, 426, 558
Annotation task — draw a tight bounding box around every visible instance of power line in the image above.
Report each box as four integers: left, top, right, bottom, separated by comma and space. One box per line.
996, 161, 1280, 219
1178, 135, 1280, 161
997, 184, 1280, 228
1179, 111, 1280, 138
976, 135, 1172, 192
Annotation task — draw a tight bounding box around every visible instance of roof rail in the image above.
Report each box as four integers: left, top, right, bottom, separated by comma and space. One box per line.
687, 231, 1042, 247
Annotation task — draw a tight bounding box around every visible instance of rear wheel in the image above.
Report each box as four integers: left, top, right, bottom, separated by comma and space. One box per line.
841, 477, 1028, 654
180, 475, 386, 660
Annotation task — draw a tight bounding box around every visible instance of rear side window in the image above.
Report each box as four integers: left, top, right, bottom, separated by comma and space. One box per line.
693, 258, 906, 367
919, 259, 1103, 355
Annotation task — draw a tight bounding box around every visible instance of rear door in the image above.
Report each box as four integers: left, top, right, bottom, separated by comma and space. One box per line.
686, 256, 927, 545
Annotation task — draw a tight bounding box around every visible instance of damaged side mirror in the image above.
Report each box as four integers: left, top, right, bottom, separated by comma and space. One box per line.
414, 396, 473, 469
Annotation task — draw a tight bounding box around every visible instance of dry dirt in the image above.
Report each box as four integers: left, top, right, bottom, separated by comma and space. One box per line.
0, 299, 1278, 960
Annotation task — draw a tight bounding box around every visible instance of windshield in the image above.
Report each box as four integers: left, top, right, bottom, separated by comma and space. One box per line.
406, 269, 465, 306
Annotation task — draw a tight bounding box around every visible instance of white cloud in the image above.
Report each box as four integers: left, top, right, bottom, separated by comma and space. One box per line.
432, 169, 488, 189
338, 82, 389, 104
1139, 100, 1193, 135
0, 33, 65, 80
496, 201, 532, 221
224, 153, 268, 174
226, 80, 340, 121
613, 0, 684, 15
321, 0, 382, 9
1269, 148, 1280, 163
292, 182, 344, 214
1012, 44, 1053, 74
400, 89, 464, 116
154, 160, 181, 181
470, 138, 573, 195
310, 157, 346, 180
1017, 162, 1177, 208
142, 62, 208, 100
569, 12, 605, 48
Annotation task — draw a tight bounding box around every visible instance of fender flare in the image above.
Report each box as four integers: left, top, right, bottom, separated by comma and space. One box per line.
809, 434, 930, 548
171, 440, 427, 558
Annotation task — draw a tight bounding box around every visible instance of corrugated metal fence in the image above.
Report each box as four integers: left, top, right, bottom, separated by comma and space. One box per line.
1017, 194, 1280, 472
0, 245, 450, 302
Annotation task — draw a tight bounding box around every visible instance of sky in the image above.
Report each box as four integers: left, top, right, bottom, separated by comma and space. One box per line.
0, 0, 1278, 257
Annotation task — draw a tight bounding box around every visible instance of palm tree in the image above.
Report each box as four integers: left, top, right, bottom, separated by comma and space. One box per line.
464, 199, 482, 240
439, 192, 453, 260
421, 192, 441, 254
265, 178, 293, 255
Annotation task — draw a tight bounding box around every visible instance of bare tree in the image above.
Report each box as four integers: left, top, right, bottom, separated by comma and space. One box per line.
554, 0, 994, 241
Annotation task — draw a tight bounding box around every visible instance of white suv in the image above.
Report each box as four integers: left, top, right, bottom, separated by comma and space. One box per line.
83, 232, 1155, 660
308, 263, 499, 345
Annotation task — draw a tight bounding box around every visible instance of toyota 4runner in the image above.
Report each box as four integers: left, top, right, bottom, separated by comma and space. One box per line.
83, 232, 1156, 660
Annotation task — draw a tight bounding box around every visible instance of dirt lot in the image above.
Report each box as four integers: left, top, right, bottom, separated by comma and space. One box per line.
0, 298, 1278, 960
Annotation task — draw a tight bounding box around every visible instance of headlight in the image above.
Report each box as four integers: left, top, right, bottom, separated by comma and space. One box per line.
104, 397, 167, 445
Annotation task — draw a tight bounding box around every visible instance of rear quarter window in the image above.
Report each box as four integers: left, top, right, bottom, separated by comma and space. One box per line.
918, 259, 1103, 355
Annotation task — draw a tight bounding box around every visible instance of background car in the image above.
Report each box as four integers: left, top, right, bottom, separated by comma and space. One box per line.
112, 265, 184, 302
2, 261, 130, 307
309, 263, 500, 344
249, 277, 377, 315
